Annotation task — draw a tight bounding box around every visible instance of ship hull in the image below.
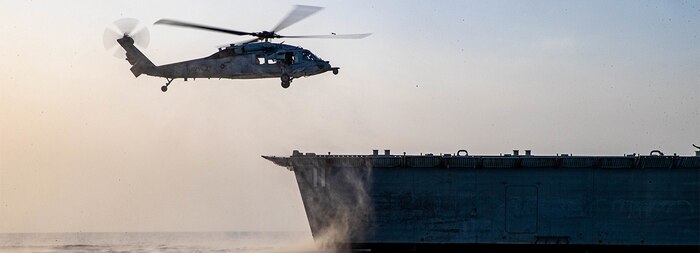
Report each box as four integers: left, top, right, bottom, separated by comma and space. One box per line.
265, 153, 700, 251
345, 242, 698, 253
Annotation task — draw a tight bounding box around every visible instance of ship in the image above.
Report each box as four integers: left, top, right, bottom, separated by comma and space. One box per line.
263, 148, 700, 252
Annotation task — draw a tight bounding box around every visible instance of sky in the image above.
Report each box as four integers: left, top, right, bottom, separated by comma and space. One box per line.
0, 0, 698, 233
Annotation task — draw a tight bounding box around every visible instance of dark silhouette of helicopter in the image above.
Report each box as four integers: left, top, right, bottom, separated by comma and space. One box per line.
104, 5, 370, 92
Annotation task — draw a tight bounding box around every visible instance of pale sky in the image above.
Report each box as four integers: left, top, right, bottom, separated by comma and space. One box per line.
0, 0, 698, 233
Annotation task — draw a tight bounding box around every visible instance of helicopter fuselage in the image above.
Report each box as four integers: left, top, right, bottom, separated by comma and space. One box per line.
150, 42, 336, 80
118, 35, 339, 91
109, 5, 368, 92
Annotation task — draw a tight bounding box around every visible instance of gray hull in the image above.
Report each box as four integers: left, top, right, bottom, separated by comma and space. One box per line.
264, 152, 700, 252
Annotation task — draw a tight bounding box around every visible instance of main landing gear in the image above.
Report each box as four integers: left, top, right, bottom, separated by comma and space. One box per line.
281, 74, 292, 88
161, 78, 174, 92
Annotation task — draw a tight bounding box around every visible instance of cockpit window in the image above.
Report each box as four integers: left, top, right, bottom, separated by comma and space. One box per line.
302, 50, 319, 61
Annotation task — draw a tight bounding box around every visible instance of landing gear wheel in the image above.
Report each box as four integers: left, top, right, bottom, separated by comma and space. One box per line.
280, 74, 292, 88
161, 78, 174, 92
332, 69, 339, 75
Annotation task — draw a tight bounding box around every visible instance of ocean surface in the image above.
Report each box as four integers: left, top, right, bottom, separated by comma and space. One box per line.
0, 231, 329, 253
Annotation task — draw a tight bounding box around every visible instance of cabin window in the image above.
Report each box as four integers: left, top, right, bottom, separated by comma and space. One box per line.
256, 56, 277, 64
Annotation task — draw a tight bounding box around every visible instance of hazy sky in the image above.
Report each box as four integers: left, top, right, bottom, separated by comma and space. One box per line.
1, 0, 698, 233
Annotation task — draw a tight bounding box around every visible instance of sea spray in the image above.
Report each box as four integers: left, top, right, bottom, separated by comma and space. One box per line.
291, 156, 374, 251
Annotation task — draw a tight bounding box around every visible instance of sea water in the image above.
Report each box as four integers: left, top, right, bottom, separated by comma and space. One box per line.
0, 231, 328, 253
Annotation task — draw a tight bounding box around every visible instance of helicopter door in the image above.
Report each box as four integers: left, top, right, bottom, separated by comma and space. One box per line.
284, 52, 295, 65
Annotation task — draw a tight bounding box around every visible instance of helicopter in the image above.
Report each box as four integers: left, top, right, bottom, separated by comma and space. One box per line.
103, 5, 370, 92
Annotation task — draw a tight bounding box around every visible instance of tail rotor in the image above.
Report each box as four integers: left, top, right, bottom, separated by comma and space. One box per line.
103, 18, 150, 58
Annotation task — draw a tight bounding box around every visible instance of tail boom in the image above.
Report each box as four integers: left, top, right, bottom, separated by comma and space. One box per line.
117, 36, 156, 77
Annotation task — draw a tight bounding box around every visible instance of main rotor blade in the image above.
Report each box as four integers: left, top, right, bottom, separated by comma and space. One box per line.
155, 19, 254, 36
272, 5, 323, 33
281, 33, 372, 39
236, 38, 260, 44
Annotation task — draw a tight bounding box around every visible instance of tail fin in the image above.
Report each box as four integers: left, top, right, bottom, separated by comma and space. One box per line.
117, 36, 156, 77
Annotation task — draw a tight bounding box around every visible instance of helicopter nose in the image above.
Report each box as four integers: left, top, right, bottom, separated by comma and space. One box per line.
316, 61, 331, 70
